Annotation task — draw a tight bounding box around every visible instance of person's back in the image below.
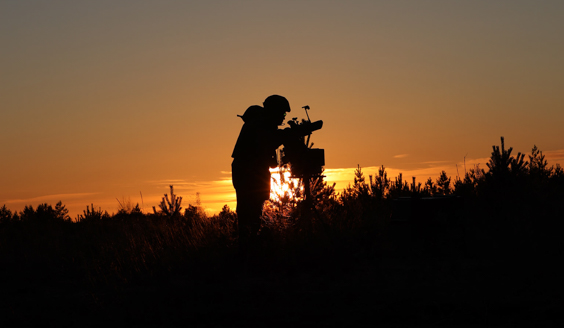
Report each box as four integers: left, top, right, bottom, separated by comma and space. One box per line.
231, 95, 291, 258
232, 105, 278, 201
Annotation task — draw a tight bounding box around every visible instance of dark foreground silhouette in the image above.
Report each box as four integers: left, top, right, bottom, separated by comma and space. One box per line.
1, 137, 563, 326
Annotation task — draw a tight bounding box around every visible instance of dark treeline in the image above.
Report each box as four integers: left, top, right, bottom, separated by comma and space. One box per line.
1, 136, 562, 326
263, 136, 564, 261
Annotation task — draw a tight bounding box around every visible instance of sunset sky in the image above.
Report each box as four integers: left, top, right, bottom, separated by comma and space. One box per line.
2, 0, 563, 218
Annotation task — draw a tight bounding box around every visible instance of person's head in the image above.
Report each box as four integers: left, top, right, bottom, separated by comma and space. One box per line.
263, 95, 291, 126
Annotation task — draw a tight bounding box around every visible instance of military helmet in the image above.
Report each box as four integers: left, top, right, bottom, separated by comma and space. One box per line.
263, 95, 291, 113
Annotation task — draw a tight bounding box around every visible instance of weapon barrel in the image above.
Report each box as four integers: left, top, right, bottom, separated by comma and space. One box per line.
309, 120, 323, 132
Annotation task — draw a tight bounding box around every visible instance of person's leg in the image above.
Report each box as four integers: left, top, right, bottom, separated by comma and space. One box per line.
236, 192, 264, 258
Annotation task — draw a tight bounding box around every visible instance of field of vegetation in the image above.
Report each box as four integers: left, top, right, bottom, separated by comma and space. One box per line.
1, 137, 562, 327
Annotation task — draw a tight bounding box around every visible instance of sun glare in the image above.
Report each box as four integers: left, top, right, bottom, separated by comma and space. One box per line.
269, 166, 302, 202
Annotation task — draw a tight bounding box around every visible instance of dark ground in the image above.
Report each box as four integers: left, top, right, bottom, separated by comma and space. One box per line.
1, 253, 561, 328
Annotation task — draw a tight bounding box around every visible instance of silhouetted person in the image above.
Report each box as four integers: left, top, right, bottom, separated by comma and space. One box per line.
232, 95, 292, 258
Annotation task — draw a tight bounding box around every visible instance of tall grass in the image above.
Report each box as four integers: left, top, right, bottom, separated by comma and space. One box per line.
1, 137, 563, 291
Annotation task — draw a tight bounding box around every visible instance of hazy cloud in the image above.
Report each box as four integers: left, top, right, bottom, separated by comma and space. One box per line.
3, 192, 101, 204
393, 154, 409, 158
420, 161, 450, 165
544, 149, 564, 163
324, 157, 491, 192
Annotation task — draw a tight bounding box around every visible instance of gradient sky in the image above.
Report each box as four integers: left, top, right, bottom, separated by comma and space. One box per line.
2, 0, 563, 218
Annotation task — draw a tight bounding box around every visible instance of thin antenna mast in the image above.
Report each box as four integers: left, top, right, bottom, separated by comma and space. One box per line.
302, 105, 311, 122
303, 105, 312, 147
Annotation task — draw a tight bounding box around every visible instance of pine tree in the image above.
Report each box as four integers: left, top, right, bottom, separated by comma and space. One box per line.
369, 165, 390, 200
153, 185, 183, 217
529, 145, 550, 180
436, 170, 452, 195
0, 205, 13, 223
